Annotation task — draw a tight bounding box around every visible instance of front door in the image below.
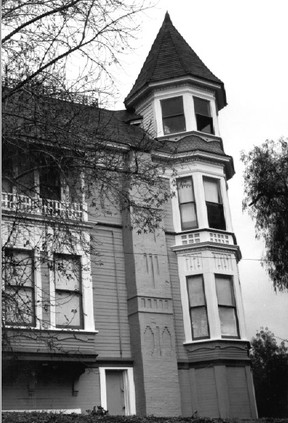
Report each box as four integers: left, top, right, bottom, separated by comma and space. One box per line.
106, 370, 125, 415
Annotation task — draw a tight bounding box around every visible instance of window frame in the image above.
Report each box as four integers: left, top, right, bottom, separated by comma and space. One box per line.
54, 253, 84, 329
177, 176, 198, 230
186, 274, 210, 341
215, 274, 239, 339
193, 96, 214, 134
203, 176, 226, 230
3, 248, 36, 327
160, 96, 186, 135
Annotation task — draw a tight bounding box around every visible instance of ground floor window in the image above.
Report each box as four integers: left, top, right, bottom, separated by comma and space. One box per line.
99, 367, 135, 416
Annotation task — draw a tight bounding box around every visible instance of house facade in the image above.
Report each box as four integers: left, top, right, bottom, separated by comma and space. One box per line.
2, 13, 258, 418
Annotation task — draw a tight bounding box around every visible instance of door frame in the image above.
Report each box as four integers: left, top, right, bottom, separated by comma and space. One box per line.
99, 367, 136, 415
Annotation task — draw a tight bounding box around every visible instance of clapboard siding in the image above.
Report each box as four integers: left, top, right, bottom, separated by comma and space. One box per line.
140, 101, 155, 136
196, 367, 219, 417
3, 368, 100, 412
88, 185, 122, 226
166, 234, 187, 360
91, 226, 131, 358
162, 179, 175, 232
227, 366, 252, 418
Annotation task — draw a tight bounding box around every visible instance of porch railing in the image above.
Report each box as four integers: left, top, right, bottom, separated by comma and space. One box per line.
2, 192, 87, 222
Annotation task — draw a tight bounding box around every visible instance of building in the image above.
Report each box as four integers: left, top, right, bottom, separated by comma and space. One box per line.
2, 13, 258, 418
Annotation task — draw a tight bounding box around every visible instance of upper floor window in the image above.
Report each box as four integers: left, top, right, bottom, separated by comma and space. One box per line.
187, 274, 209, 340
177, 177, 198, 230
215, 275, 239, 338
203, 177, 226, 230
39, 160, 61, 201
3, 249, 35, 327
54, 254, 83, 329
194, 97, 214, 134
161, 96, 186, 135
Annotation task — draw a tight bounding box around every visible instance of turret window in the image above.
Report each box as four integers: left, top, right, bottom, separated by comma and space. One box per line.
203, 177, 226, 230
161, 96, 186, 134
215, 275, 239, 338
194, 97, 214, 134
177, 177, 198, 230
187, 274, 209, 340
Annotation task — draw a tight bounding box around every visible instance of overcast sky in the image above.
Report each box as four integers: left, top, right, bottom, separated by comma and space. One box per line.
112, 0, 288, 342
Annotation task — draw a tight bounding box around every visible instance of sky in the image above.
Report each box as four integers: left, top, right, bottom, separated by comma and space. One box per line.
111, 0, 288, 342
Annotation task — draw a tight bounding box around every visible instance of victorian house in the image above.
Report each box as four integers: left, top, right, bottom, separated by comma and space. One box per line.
2, 13, 258, 418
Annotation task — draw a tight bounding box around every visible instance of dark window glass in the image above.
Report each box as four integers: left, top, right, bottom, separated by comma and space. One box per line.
187, 275, 209, 339
4, 249, 35, 326
177, 177, 198, 230
39, 162, 61, 201
161, 96, 186, 134
194, 97, 214, 134
203, 177, 226, 230
215, 275, 239, 337
54, 254, 83, 329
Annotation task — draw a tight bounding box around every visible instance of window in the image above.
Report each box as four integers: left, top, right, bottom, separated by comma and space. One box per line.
161, 96, 186, 134
203, 177, 226, 230
187, 275, 209, 339
54, 254, 83, 328
39, 162, 61, 201
215, 275, 239, 337
4, 249, 35, 326
194, 97, 214, 134
177, 177, 198, 230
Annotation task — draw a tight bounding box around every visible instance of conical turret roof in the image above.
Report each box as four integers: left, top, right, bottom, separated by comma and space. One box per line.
125, 12, 226, 110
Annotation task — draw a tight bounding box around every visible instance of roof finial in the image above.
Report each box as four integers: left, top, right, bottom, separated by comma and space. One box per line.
164, 11, 171, 22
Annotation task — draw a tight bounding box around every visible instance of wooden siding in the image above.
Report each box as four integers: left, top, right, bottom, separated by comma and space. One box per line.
227, 366, 252, 418
166, 234, 187, 360
91, 226, 131, 359
141, 101, 155, 137
3, 328, 97, 358
162, 179, 175, 232
88, 185, 122, 226
195, 367, 219, 417
3, 367, 100, 412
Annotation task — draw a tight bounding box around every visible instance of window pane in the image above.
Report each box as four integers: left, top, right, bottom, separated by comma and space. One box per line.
55, 255, 80, 291
177, 177, 194, 203
5, 250, 33, 287
206, 203, 226, 230
216, 276, 234, 305
219, 307, 238, 336
194, 97, 211, 116
187, 275, 205, 306
191, 307, 209, 338
196, 115, 213, 134
163, 115, 186, 134
5, 287, 35, 325
161, 96, 184, 117
55, 292, 82, 327
180, 203, 197, 229
204, 178, 220, 203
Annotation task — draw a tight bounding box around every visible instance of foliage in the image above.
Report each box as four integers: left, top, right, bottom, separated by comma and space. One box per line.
2, 0, 151, 105
241, 138, 288, 291
2, 413, 288, 423
250, 328, 288, 417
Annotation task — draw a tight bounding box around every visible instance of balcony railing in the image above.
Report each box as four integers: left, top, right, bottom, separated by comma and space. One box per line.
2, 192, 87, 221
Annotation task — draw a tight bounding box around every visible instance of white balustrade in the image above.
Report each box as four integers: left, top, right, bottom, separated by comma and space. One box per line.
1, 192, 86, 221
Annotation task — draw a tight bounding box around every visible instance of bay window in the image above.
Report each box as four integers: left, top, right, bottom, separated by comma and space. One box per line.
194, 97, 214, 134
54, 254, 83, 329
187, 275, 209, 340
177, 176, 198, 230
215, 275, 239, 337
161, 96, 186, 134
4, 249, 35, 326
203, 177, 226, 230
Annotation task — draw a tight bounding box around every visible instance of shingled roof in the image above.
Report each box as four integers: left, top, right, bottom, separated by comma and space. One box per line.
125, 12, 226, 110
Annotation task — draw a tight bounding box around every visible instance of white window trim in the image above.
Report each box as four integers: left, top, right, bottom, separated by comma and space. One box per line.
99, 367, 136, 416
154, 86, 219, 137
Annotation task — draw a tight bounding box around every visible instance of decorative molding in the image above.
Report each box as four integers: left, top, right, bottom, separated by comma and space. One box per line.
128, 296, 173, 316
213, 252, 233, 271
